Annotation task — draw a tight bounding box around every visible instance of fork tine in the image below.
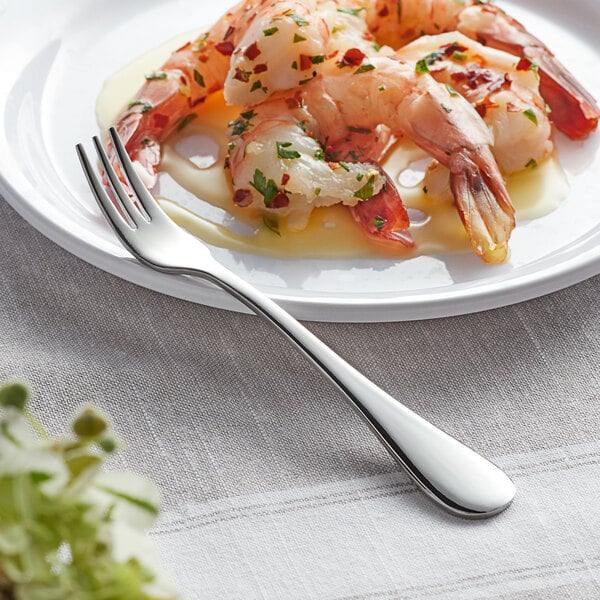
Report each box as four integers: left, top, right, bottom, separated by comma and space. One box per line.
92, 136, 144, 227
108, 127, 164, 220
76, 143, 136, 238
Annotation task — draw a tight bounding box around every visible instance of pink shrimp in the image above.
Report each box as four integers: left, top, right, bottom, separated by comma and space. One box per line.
361, 0, 599, 139
324, 126, 413, 245
397, 32, 553, 175
111, 0, 329, 188
301, 51, 515, 263
225, 93, 414, 245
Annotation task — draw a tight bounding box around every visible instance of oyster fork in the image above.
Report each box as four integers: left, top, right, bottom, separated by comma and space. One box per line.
76, 127, 515, 519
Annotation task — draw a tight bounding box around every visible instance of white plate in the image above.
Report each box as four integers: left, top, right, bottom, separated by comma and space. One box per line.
0, 0, 599, 322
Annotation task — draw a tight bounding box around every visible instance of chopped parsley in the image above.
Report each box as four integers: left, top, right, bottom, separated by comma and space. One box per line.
263, 27, 279, 36
339, 161, 351, 172
193, 69, 206, 88
276, 141, 301, 159
415, 59, 430, 74
299, 73, 316, 85
263, 214, 281, 236
337, 6, 365, 17
354, 175, 376, 200
354, 63, 375, 74
314, 148, 324, 160
416, 49, 447, 74
176, 113, 197, 131
373, 216, 387, 232
145, 72, 167, 81
250, 169, 279, 206
293, 33, 306, 43
127, 100, 153, 112
523, 108, 538, 125
525, 158, 538, 169
445, 83, 459, 97
229, 110, 256, 136
290, 13, 309, 26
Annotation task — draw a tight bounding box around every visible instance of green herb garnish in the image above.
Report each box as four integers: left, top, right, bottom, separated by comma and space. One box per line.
250, 169, 279, 206
276, 141, 301, 159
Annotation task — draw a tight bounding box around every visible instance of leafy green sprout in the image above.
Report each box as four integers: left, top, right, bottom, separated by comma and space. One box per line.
0, 382, 179, 600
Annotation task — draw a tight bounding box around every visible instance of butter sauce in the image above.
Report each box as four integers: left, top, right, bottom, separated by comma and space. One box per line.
96, 34, 568, 260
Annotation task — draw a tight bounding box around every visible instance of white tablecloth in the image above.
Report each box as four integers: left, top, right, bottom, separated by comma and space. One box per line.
1, 196, 599, 599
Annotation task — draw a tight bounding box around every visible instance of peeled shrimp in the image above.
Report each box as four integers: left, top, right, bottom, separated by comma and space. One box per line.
397, 32, 553, 174
226, 95, 413, 244
363, 0, 600, 139
112, 0, 329, 188
301, 53, 514, 263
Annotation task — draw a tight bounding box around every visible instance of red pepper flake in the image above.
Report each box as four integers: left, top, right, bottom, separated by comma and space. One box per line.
253, 63, 268, 74
299, 54, 313, 70
152, 113, 169, 129
475, 97, 498, 118
285, 95, 302, 109
233, 68, 251, 82
441, 42, 468, 56
516, 57, 532, 71
198, 52, 209, 63
339, 48, 367, 68
233, 189, 253, 207
224, 25, 235, 40
281, 173, 290, 186
244, 41, 261, 60
270, 192, 290, 208
215, 41, 235, 56
378, 5, 389, 17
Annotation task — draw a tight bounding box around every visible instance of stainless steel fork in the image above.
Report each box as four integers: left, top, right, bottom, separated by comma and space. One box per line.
76, 127, 515, 518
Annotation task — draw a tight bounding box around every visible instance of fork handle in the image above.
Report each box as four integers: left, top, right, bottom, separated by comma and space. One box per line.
194, 264, 515, 518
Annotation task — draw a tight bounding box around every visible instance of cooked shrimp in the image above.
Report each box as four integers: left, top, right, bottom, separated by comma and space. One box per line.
363, 0, 600, 139
302, 52, 515, 263
397, 32, 553, 174
112, 0, 329, 188
225, 94, 413, 244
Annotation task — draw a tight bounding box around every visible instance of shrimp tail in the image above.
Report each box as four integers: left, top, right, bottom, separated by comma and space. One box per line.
458, 5, 600, 139
449, 148, 515, 264
350, 167, 414, 247
537, 67, 599, 140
